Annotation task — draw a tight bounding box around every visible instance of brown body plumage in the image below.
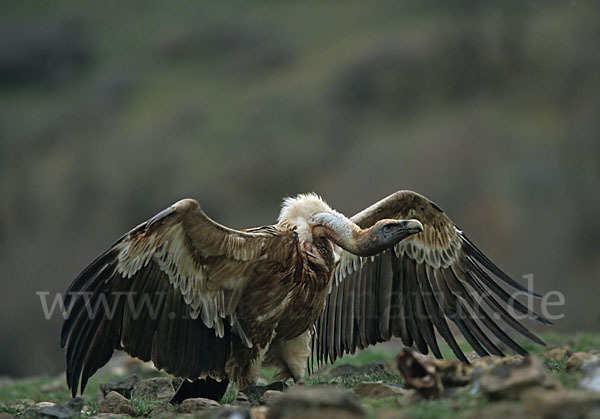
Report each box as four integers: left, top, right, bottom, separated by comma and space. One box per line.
61, 191, 549, 398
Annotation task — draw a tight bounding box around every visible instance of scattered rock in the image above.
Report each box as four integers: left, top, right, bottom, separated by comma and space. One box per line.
353, 381, 406, 399
251, 406, 269, 419
211, 407, 252, 418
396, 349, 443, 398
545, 346, 573, 361
567, 352, 600, 372
145, 403, 177, 418
260, 390, 284, 405
176, 397, 220, 413
432, 358, 472, 387
99, 391, 137, 416
580, 362, 600, 392
241, 382, 288, 405
99, 374, 140, 399
471, 355, 525, 375
38, 397, 84, 418
475, 356, 560, 400
6, 399, 34, 412
132, 377, 175, 402
522, 388, 600, 419
267, 386, 364, 419
232, 392, 251, 407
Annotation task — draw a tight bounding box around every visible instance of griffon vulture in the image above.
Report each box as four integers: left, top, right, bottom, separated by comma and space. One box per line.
60, 191, 548, 401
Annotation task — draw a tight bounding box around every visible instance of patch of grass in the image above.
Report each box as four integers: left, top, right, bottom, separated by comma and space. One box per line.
402, 389, 490, 419
306, 364, 402, 389
130, 395, 161, 417
0, 377, 70, 404
543, 356, 583, 390
569, 332, 600, 353
82, 400, 99, 417
0, 402, 27, 415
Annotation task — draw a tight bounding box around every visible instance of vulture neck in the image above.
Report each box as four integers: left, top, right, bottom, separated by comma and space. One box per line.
277, 193, 376, 257
310, 212, 372, 257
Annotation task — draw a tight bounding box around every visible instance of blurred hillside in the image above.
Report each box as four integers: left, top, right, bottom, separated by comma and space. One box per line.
1, 1, 599, 377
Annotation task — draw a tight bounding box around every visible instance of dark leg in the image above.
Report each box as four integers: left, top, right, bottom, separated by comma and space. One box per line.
170, 377, 230, 404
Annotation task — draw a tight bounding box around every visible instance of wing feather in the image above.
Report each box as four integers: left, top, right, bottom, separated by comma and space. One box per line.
312, 191, 549, 367
61, 198, 279, 396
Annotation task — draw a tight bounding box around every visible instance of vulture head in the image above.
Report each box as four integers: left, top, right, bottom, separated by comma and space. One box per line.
309, 211, 423, 257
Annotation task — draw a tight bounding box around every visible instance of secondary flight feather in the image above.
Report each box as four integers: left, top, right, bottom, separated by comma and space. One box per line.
60, 190, 549, 401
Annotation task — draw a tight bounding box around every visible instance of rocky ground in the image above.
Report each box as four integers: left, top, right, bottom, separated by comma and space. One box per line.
1, 333, 599, 418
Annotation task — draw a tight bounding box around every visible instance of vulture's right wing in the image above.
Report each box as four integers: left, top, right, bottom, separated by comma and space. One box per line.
60, 199, 282, 396
312, 191, 550, 368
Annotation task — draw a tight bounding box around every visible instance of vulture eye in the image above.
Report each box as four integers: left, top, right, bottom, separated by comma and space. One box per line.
382, 224, 394, 234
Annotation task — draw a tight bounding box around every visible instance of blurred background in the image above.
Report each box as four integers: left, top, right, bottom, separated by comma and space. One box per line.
1, 1, 599, 377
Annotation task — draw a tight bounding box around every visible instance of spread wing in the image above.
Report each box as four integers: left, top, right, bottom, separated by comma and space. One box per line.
311, 191, 550, 368
60, 198, 280, 396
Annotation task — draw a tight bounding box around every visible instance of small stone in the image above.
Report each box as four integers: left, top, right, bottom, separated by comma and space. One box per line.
266, 386, 364, 418
567, 352, 600, 372
176, 397, 220, 413
353, 381, 406, 399
38, 397, 84, 418
545, 346, 573, 361
251, 406, 269, 419
7, 399, 34, 412
148, 404, 178, 418
471, 355, 524, 375
260, 390, 283, 405
99, 374, 140, 399
132, 377, 175, 402
580, 362, 600, 392
475, 356, 560, 400
241, 382, 288, 405
433, 358, 472, 387
232, 392, 252, 407
212, 407, 251, 418
99, 391, 137, 416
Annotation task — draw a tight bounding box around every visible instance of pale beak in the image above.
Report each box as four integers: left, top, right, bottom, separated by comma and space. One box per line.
400, 219, 423, 235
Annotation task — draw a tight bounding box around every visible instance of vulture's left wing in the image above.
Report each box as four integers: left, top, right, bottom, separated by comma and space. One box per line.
311, 191, 550, 368
60, 199, 282, 396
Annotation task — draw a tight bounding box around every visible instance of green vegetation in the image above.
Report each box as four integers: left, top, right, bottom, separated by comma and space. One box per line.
131, 395, 161, 417
397, 390, 491, 419
1, 1, 599, 379
0, 333, 597, 417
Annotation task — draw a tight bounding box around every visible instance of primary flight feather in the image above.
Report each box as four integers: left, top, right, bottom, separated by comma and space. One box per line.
60, 191, 549, 399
